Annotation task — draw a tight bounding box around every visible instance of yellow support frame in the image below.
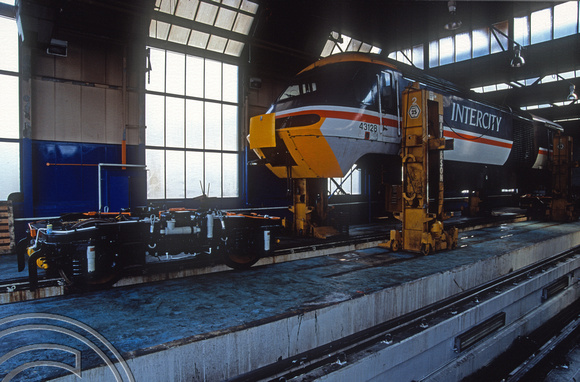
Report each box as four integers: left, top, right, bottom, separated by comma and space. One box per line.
384, 83, 458, 255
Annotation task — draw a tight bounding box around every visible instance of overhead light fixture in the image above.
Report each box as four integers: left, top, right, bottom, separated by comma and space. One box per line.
568, 84, 578, 101
510, 45, 525, 68
556, 75, 578, 102
444, 1, 462, 30
491, 26, 526, 68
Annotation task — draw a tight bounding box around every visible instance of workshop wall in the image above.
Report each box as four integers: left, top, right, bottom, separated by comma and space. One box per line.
26, 38, 146, 217
244, 75, 289, 209
31, 41, 141, 145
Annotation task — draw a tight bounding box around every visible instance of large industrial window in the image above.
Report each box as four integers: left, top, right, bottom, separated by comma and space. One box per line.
388, 45, 424, 69
146, 0, 257, 200
390, 1, 579, 69
454, 32, 471, 62
329, 165, 361, 196
388, 2, 579, 70
425, 21, 508, 68
472, 27, 491, 58
514, 16, 530, 46
438, 36, 454, 66
531, 8, 553, 44
554, 1, 579, 38
145, 47, 240, 199
149, 0, 258, 58
515, 1, 580, 46
474, 1, 580, 103
321, 31, 381, 57
0, 10, 20, 201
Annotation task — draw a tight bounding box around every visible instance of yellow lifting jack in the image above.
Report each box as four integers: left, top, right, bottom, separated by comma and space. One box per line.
520, 133, 580, 221
382, 83, 458, 255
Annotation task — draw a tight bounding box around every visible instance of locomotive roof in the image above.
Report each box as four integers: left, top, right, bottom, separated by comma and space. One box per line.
293, 52, 562, 131
297, 52, 397, 75
296, 52, 466, 95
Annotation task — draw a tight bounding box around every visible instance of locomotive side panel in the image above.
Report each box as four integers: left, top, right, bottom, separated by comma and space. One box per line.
442, 95, 514, 166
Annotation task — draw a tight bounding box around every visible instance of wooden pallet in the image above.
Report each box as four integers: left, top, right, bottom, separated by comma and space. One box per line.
0, 201, 15, 254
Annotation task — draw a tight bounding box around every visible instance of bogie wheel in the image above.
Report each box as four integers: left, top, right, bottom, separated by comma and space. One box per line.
222, 231, 262, 270
59, 249, 122, 290
421, 243, 432, 256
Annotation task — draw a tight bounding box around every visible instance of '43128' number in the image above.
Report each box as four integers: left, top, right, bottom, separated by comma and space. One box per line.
359, 122, 378, 132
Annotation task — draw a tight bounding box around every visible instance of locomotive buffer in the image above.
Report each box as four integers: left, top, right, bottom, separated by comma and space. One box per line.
385, 83, 458, 255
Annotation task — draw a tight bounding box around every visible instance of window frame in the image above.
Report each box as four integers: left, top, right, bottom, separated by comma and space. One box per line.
145, 44, 241, 201
0, 11, 20, 201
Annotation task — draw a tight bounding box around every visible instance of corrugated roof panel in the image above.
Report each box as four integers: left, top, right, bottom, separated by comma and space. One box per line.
150, 20, 171, 40
175, 0, 199, 19
188, 30, 210, 49
168, 25, 191, 44
196, 2, 219, 25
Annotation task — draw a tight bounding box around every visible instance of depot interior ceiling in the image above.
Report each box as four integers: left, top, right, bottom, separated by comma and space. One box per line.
14, 0, 580, 128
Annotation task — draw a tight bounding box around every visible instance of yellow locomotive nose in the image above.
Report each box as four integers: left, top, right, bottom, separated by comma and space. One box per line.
248, 112, 342, 179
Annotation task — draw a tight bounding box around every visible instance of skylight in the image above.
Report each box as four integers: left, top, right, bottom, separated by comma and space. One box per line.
150, 0, 258, 57
389, 45, 424, 69
321, 31, 381, 57
471, 83, 513, 93
472, 69, 580, 94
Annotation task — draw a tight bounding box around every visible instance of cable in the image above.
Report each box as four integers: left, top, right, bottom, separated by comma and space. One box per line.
444, 118, 487, 141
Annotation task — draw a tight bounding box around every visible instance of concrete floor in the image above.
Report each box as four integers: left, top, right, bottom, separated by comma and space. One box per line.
0, 253, 23, 281
1, 220, 579, 381
544, 343, 580, 382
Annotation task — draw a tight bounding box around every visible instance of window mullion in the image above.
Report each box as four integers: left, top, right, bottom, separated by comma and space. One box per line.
146, 47, 239, 200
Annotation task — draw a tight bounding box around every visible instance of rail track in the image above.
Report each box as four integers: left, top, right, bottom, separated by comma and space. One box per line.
227, 244, 580, 382
0, 211, 528, 302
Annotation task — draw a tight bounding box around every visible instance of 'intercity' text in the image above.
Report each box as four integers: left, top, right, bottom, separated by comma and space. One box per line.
451, 103, 502, 132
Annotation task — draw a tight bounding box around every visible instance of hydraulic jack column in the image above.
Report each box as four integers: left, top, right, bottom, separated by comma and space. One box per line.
384, 83, 457, 255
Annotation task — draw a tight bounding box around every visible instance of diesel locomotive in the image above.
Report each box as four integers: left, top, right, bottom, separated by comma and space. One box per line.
248, 52, 562, 200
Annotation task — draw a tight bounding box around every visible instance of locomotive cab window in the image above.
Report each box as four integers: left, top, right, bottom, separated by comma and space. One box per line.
303, 82, 317, 94
276, 63, 396, 110
354, 68, 378, 108
279, 84, 300, 100
354, 69, 395, 113
379, 71, 394, 113
279, 82, 318, 101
